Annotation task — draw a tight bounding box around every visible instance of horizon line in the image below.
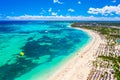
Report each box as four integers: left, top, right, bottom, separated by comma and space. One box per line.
0, 15, 120, 21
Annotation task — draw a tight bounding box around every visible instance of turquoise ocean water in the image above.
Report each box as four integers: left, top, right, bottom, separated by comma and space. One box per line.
0, 21, 91, 80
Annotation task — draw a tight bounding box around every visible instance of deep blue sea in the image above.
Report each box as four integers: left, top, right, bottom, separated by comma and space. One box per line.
0, 21, 91, 80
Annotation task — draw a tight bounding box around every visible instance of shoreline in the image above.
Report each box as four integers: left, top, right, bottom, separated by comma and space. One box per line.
49, 28, 103, 80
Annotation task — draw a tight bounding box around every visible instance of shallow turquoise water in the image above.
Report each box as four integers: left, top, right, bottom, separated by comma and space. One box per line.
0, 21, 91, 80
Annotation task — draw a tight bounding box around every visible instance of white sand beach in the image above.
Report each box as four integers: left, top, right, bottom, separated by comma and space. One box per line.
49, 28, 103, 80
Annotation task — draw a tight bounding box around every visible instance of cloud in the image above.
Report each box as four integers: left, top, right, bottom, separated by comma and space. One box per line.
48, 8, 52, 12
51, 12, 57, 16
68, 8, 75, 12
6, 15, 120, 21
78, 1, 81, 4
40, 8, 46, 14
88, 4, 120, 15
112, 0, 116, 3
53, 0, 63, 4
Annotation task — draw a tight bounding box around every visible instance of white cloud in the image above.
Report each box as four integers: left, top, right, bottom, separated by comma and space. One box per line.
88, 4, 120, 15
68, 8, 75, 12
78, 1, 81, 4
51, 12, 57, 16
6, 15, 120, 21
112, 0, 116, 3
53, 0, 63, 4
40, 8, 46, 14
48, 8, 52, 12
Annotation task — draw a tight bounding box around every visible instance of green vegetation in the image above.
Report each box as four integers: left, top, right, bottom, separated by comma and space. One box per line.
71, 22, 120, 80
99, 55, 120, 80
71, 23, 120, 38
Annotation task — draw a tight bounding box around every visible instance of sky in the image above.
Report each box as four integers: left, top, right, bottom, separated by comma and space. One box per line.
0, 0, 120, 20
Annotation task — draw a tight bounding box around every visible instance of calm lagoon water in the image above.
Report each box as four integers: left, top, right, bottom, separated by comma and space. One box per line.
0, 21, 91, 80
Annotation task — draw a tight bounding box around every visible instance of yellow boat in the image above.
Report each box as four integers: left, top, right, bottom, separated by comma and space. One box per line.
20, 51, 24, 56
